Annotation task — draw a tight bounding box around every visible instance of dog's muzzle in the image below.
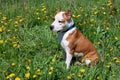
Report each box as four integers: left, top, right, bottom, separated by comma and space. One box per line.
50, 25, 54, 30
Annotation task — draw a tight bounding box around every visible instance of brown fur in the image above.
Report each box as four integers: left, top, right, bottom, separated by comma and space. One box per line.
66, 29, 99, 65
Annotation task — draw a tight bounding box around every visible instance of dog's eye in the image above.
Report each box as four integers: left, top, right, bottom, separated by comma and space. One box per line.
59, 21, 63, 23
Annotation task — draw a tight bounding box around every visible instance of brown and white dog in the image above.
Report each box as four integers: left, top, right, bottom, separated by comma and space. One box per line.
50, 9, 99, 69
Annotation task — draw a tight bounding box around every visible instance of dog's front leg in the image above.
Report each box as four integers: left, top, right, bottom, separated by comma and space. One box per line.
66, 52, 73, 69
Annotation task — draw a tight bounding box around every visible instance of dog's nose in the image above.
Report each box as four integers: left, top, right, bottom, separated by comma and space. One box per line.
50, 25, 54, 30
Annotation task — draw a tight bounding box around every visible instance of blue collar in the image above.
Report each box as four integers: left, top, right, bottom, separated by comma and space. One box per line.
64, 23, 75, 32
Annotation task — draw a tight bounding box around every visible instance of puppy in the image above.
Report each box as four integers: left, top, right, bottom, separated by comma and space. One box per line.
50, 9, 99, 69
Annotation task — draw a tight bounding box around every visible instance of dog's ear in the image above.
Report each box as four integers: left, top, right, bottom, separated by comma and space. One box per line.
65, 10, 71, 20
57, 8, 62, 13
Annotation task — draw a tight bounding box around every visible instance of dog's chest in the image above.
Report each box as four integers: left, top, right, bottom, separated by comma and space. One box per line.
59, 28, 76, 50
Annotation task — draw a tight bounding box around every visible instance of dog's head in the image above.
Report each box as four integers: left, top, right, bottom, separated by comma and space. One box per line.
50, 9, 74, 32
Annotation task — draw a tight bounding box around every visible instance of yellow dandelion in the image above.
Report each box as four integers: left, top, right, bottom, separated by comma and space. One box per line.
78, 74, 81, 78
97, 42, 101, 45
26, 58, 31, 62
85, 14, 88, 17
107, 62, 111, 65
106, 65, 110, 68
115, 36, 118, 40
1, 25, 6, 30
96, 76, 100, 80
106, 53, 110, 57
83, 21, 86, 24
72, 14, 76, 18
67, 75, 71, 79
33, 74, 37, 78
80, 68, 85, 73
115, 59, 120, 63
19, 19, 24, 23
49, 66, 54, 71
36, 9, 39, 12
6, 76, 10, 79
94, 11, 99, 15
13, 42, 18, 47
0, 27, 3, 32
72, 73, 75, 76
77, 14, 81, 17
15, 77, 21, 80
9, 19, 13, 22
37, 69, 40, 72
110, 47, 113, 51
106, 27, 110, 30
81, 58, 85, 63
25, 72, 30, 78
0, 39, 4, 44
112, 74, 116, 77
36, 68, 41, 75
11, 63, 15, 66
7, 29, 11, 33
9, 73, 15, 78
90, 24, 94, 27
52, 58, 56, 62
2, 16, 7, 21
14, 21, 18, 25
26, 66, 30, 70
102, 7, 105, 10
103, 12, 106, 15
37, 17, 40, 20
90, 18, 94, 22
48, 71, 52, 75
41, 8, 46, 11
113, 57, 118, 61
36, 12, 39, 15
93, 32, 96, 35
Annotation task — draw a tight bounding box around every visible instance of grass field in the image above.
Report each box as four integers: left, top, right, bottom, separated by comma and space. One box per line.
0, 0, 120, 80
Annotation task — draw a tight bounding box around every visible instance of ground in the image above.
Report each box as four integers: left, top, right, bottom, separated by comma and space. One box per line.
0, 0, 120, 80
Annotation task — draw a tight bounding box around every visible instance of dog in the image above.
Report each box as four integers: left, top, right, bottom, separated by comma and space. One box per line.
50, 9, 99, 69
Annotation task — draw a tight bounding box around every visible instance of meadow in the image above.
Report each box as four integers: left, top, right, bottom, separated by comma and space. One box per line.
0, 0, 120, 80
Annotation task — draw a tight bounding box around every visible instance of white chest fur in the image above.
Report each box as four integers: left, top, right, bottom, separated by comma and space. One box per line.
60, 27, 76, 49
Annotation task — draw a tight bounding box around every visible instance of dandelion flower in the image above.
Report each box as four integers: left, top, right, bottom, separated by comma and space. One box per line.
2, 16, 7, 21
26, 66, 30, 70
0, 27, 3, 32
25, 72, 30, 78
115, 36, 118, 40
37, 17, 40, 20
15, 77, 21, 80
33, 74, 37, 78
52, 58, 56, 63
96, 76, 100, 80
67, 75, 71, 79
106, 65, 110, 68
7, 73, 15, 78
11, 63, 15, 66
49, 66, 54, 71
48, 71, 52, 75
7, 29, 11, 33
80, 68, 85, 73
36, 68, 41, 75
0, 39, 4, 44
78, 74, 81, 78
106, 27, 110, 30
110, 47, 113, 51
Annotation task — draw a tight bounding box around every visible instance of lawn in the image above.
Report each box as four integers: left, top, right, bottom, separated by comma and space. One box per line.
0, 0, 120, 80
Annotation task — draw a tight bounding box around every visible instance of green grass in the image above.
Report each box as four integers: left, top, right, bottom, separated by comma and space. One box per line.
0, 0, 120, 80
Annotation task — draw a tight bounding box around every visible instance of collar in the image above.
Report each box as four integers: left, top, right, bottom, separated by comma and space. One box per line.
63, 23, 75, 32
